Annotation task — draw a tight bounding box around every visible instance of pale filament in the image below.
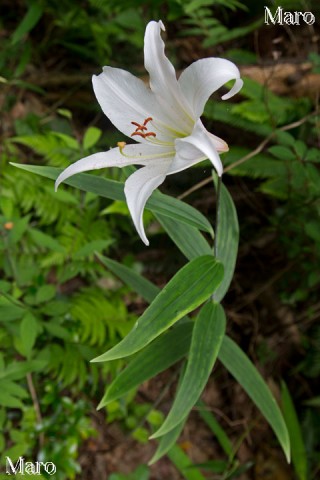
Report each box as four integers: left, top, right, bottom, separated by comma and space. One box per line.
117, 141, 175, 160
130, 116, 188, 148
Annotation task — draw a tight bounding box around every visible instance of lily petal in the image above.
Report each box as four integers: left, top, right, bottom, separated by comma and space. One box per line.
92, 68, 167, 143
178, 58, 243, 118
144, 21, 194, 132
55, 20, 243, 246
124, 160, 171, 245
55, 144, 172, 190
173, 119, 223, 176
93, 66, 188, 144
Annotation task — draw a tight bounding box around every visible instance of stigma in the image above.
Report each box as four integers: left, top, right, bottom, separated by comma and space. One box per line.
117, 141, 126, 153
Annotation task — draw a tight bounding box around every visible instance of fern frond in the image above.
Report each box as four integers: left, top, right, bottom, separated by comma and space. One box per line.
71, 287, 136, 347
11, 133, 79, 167
45, 342, 100, 388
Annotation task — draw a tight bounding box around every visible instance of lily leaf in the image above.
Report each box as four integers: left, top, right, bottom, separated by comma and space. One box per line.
151, 302, 226, 438
98, 322, 193, 408
156, 214, 212, 260
11, 164, 213, 234
213, 176, 239, 302
281, 382, 307, 480
197, 400, 233, 458
92, 255, 223, 362
219, 336, 290, 462
97, 254, 290, 462
97, 254, 159, 303
149, 419, 186, 465
168, 445, 206, 480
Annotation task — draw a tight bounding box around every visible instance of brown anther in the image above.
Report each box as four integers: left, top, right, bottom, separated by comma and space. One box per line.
130, 117, 156, 139
131, 121, 147, 131
131, 132, 146, 138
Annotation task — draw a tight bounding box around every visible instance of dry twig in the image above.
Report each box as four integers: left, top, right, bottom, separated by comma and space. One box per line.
178, 111, 317, 200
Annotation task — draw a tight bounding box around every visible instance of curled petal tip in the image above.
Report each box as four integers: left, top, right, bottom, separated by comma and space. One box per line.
136, 221, 150, 247
92, 74, 99, 88
54, 178, 61, 192
92, 74, 97, 83
221, 78, 243, 101
221, 141, 229, 153
133, 222, 150, 246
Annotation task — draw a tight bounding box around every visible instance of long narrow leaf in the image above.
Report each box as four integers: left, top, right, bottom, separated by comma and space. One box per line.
95, 253, 290, 464
11, 164, 213, 234
281, 382, 307, 480
96, 253, 290, 464
98, 322, 194, 408
152, 191, 213, 236
92, 256, 223, 362
11, 3, 43, 45
219, 336, 290, 462
167, 445, 206, 480
149, 419, 186, 465
197, 400, 233, 458
97, 253, 289, 463
213, 176, 239, 302
151, 302, 226, 438
97, 254, 159, 304
156, 214, 212, 260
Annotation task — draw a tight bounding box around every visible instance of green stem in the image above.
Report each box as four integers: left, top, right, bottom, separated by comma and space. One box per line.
214, 175, 222, 259
212, 175, 222, 302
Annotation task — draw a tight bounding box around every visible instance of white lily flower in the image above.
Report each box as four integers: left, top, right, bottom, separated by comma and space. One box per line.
55, 20, 243, 245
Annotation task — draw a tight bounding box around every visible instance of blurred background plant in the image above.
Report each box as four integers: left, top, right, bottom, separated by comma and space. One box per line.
1, 0, 320, 478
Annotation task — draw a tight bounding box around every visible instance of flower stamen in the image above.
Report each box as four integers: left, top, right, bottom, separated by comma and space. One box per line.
131, 131, 156, 138
143, 117, 153, 126
131, 121, 147, 132
131, 117, 156, 139
131, 132, 146, 138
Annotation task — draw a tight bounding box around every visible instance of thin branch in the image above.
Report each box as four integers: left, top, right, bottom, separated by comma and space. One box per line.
178, 111, 317, 200
27, 373, 45, 449
233, 261, 295, 313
